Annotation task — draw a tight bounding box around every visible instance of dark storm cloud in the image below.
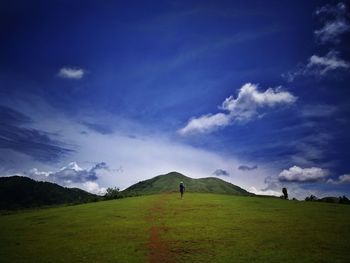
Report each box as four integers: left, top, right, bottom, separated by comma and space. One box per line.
213, 169, 230, 176
0, 106, 73, 162
238, 165, 258, 171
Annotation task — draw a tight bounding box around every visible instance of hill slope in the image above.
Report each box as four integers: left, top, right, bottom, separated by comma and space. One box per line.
122, 171, 252, 196
1, 193, 350, 263
0, 176, 99, 209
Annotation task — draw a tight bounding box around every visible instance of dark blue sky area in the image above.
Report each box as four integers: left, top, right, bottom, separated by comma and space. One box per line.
1, 0, 349, 197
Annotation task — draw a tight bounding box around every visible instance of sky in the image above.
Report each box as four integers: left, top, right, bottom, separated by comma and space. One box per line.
1, 0, 350, 199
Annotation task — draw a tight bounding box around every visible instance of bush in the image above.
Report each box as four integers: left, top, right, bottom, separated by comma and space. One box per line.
104, 187, 123, 200
305, 195, 317, 201
339, 196, 350, 204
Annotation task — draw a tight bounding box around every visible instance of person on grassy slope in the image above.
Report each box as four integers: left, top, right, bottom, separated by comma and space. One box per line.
179, 181, 185, 199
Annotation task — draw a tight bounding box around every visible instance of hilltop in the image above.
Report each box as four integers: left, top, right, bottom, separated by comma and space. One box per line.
122, 171, 252, 196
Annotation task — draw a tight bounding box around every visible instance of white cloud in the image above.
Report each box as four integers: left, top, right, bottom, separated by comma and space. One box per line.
314, 2, 350, 44
78, 181, 106, 195
278, 165, 329, 183
58, 67, 85, 79
248, 186, 281, 197
284, 2, 349, 82
307, 51, 350, 75
315, 20, 350, 44
221, 83, 296, 111
27, 168, 52, 181
178, 113, 231, 135
24, 161, 108, 195
179, 83, 296, 135
284, 50, 349, 81
327, 174, 350, 184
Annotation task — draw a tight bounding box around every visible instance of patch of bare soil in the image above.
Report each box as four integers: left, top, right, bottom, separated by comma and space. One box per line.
147, 194, 174, 263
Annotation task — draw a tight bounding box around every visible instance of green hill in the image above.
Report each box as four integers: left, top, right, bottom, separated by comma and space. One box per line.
0, 176, 99, 209
122, 171, 252, 196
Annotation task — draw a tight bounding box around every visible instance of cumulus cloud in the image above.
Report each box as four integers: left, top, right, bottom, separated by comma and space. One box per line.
212, 169, 230, 176
238, 165, 258, 171
248, 186, 281, 197
314, 2, 350, 44
179, 83, 296, 135
278, 165, 329, 183
80, 181, 106, 194
284, 50, 350, 81
25, 161, 108, 194
58, 67, 85, 79
327, 174, 350, 184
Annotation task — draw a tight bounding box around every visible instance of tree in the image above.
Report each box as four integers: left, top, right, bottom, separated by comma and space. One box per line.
104, 187, 121, 200
282, 187, 288, 200
339, 195, 350, 204
305, 195, 317, 201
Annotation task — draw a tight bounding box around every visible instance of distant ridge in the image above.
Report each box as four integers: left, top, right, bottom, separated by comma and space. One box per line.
122, 171, 253, 196
0, 176, 99, 210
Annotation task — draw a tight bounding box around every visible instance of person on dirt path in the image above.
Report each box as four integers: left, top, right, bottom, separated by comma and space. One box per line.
179, 181, 185, 199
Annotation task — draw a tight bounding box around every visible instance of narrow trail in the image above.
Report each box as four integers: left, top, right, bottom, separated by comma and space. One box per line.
147, 194, 175, 263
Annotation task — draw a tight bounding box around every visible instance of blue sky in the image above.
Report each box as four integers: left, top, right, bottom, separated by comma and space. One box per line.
1, 0, 350, 198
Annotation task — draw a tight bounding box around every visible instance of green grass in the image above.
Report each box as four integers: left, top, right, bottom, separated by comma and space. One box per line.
1, 193, 350, 263
0, 195, 157, 263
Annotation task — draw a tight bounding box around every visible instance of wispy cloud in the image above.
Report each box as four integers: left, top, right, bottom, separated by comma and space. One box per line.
315, 20, 350, 44
0, 105, 73, 162
58, 67, 85, 79
283, 2, 350, 82
0, 105, 32, 125
82, 122, 114, 135
301, 104, 337, 118
284, 50, 349, 81
314, 2, 350, 44
179, 83, 296, 135
307, 51, 350, 74
278, 165, 329, 183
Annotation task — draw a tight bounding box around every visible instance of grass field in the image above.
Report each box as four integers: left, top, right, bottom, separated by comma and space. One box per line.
1, 193, 350, 263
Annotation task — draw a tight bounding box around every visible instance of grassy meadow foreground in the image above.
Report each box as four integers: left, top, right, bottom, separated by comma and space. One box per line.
1, 193, 350, 263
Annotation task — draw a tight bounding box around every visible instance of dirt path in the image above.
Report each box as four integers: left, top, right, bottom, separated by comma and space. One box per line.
147, 194, 174, 263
